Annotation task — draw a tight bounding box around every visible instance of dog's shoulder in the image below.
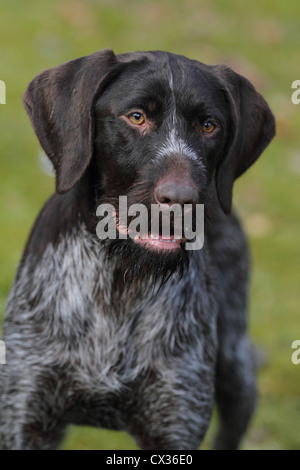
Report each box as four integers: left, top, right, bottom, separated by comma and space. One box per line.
21, 180, 93, 264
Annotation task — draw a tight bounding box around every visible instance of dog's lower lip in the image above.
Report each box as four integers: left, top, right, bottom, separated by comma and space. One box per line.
134, 234, 184, 251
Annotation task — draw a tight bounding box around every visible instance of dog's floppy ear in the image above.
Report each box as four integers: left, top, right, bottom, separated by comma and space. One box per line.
214, 66, 276, 214
23, 49, 117, 194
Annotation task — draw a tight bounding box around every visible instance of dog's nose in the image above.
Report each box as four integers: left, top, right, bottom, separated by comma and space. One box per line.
154, 179, 199, 207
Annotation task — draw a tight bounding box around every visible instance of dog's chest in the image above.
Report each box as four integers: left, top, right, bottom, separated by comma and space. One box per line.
70, 275, 217, 429
7, 225, 216, 358
5, 227, 217, 428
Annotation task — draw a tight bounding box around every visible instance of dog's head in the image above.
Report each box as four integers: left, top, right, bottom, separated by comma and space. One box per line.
23, 49, 275, 277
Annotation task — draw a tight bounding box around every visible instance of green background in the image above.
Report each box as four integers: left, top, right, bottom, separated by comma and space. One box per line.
0, 0, 299, 450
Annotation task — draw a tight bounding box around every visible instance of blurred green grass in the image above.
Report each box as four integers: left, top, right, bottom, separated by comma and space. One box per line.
0, 0, 299, 450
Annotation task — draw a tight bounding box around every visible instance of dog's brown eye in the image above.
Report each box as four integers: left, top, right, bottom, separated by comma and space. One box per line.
201, 121, 215, 134
128, 112, 145, 125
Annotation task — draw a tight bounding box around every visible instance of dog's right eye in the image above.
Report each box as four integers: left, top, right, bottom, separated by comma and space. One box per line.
128, 112, 145, 126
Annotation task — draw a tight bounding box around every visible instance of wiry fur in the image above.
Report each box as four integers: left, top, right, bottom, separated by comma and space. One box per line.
0, 50, 275, 450
1, 223, 216, 449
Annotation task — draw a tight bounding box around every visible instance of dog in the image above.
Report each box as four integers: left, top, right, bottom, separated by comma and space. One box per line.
0, 50, 275, 450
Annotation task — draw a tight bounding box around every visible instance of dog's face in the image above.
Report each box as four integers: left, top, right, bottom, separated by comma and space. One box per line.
23, 50, 275, 278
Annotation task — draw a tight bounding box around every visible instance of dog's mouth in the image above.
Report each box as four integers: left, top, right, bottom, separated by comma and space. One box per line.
133, 233, 186, 251
114, 211, 187, 252
117, 221, 186, 251
108, 220, 191, 284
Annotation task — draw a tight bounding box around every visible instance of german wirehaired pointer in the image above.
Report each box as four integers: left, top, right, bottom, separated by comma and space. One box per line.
0, 50, 275, 450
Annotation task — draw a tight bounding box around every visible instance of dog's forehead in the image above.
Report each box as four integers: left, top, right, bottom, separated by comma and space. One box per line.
100, 51, 222, 110
116, 51, 212, 85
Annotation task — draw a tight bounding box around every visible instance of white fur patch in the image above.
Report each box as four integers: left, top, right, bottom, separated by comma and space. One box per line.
157, 129, 199, 162
154, 72, 200, 164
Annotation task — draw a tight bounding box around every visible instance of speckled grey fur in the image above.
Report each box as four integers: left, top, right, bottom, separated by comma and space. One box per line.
0, 212, 254, 450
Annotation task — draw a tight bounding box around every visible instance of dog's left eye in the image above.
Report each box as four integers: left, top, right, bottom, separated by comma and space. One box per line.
128, 112, 145, 125
201, 121, 215, 134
